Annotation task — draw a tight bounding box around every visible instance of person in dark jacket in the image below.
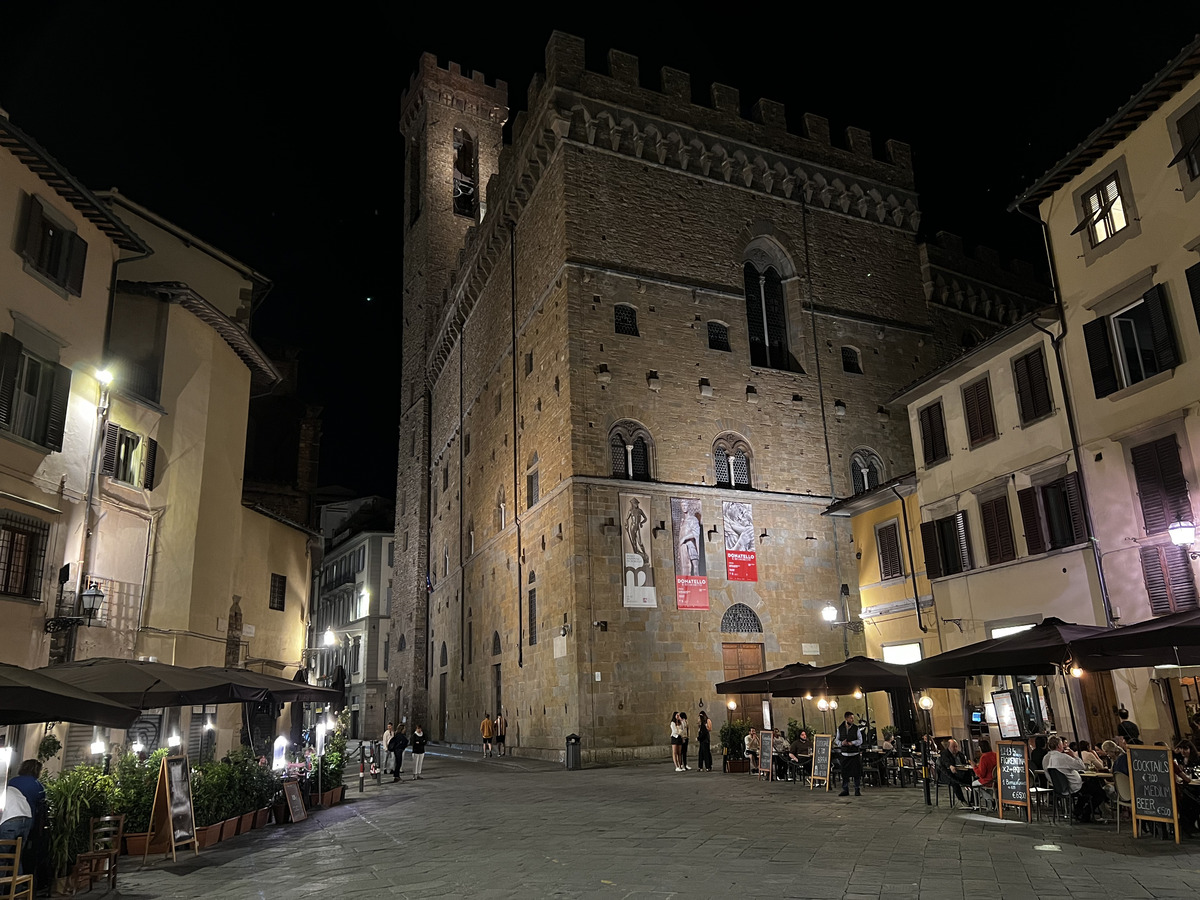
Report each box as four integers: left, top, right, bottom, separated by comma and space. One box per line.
388, 730, 409, 782
411, 726, 428, 779
836, 712, 864, 797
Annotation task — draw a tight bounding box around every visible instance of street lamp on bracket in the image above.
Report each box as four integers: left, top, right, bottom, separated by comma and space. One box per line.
44, 582, 106, 633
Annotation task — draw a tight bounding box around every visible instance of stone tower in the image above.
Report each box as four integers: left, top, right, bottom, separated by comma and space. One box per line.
392, 55, 508, 732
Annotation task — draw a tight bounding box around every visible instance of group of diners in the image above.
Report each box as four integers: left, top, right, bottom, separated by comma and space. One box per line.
743, 726, 816, 781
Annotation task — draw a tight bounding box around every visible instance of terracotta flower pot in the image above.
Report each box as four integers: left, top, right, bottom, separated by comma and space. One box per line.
322, 789, 336, 807
196, 824, 222, 849
220, 817, 239, 841
254, 807, 270, 829
237, 812, 254, 834
123, 832, 150, 857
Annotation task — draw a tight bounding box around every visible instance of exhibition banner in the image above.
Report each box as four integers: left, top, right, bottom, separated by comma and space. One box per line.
670, 497, 709, 610
620, 493, 657, 608
722, 500, 758, 581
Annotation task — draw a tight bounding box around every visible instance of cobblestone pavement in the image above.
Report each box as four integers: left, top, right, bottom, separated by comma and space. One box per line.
113, 749, 1200, 899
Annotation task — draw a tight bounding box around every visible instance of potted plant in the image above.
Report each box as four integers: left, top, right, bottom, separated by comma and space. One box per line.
37, 732, 62, 765
191, 761, 231, 848
719, 719, 751, 773
44, 763, 116, 887
250, 760, 279, 828
227, 749, 258, 833
114, 748, 167, 856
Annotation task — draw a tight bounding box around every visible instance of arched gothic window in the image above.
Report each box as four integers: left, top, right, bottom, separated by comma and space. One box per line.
398, 633, 407, 652
713, 433, 753, 489
492, 631, 502, 656
721, 603, 763, 633
608, 420, 654, 481
453, 127, 478, 219
743, 261, 790, 370
614, 304, 639, 336
850, 449, 884, 495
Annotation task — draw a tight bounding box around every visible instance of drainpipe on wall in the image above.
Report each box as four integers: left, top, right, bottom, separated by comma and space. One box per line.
508, 221, 524, 669
1015, 204, 1114, 628
890, 485, 928, 634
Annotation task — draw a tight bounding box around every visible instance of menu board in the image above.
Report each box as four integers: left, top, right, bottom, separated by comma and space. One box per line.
283, 780, 308, 824
145, 755, 197, 863
810, 734, 832, 791
1128, 747, 1179, 843
996, 740, 1030, 822
990, 690, 1023, 739
760, 732, 774, 780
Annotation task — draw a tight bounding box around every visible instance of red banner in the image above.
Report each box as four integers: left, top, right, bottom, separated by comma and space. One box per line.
722, 501, 758, 582
675, 576, 709, 610
725, 550, 758, 582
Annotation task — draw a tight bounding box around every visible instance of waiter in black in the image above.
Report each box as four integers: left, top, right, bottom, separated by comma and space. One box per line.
837, 711, 864, 796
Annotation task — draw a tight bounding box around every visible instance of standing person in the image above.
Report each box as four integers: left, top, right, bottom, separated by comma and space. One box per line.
480, 712, 494, 757
836, 711, 864, 797
0, 784, 32, 845
387, 728, 408, 781
670, 712, 683, 771
9, 760, 45, 878
494, 712, 508, 756
411, 725, 428, 779
382, 722, 395, 774
696, 711, 713, 772
1117, 708, 1141, 744
679, 712, 691, 771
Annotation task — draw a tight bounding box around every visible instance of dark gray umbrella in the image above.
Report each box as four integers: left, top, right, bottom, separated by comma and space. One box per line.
715, 662, 817, 695
907, 617, 1112, 678
36, 657, 267, 708
192, 667, 344, 704
768, 656, 964, 696
1070, 609, 1200, 670
0, 663, 140, 728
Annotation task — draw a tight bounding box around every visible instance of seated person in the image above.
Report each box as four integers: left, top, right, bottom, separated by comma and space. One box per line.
1029, 735, 1049, 785
1077, 740, 1107, 772
772, 731, 789, 779
744, 728, 760, 772
973, 739, 998, 789
1044, 736, 1105, 822
938, 738, 975, 802
1170, 743, 1200, 837
789, 730, 812, 758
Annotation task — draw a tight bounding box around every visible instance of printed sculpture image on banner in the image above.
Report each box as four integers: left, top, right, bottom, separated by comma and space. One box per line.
722, 500, 758, 582
671, 497, 709, 609
621, 493, 657, 608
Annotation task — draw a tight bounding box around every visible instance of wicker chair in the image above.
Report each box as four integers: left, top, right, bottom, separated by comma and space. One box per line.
0, 837, 33, 900
71, 815, 124, 893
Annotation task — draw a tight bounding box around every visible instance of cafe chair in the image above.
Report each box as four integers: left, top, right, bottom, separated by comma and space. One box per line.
0, 837, 33, 900
1027, 769, 1054, 822
71, 814, 124, 893
1113, 772, 1134, 834
1046, 769, 1078, 825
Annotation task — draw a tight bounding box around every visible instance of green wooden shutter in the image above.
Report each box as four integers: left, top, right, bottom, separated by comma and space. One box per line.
18, 196, 44, 265
43, 363, 73, 452
1017, 487, 1046, 555
1063, 471, 1087, 545
1083, 318, 1118, 398
953, 510, 974, 572
0, 334, 23, 430
981, 496, 1015, 565
143, 438, 159, 490
1142, 285, 1179, 371
920, 521, 943, 579
1131, 436, 1191, 535
1023, 347, 1052, 420
99, 423, 120, 476
64, 232, 88, 297
877, 522, 902, 580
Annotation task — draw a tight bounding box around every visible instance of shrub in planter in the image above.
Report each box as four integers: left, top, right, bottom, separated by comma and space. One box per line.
719, 719, 751, 759
44, 764, 116, 879
114, 748, 169, 841
191, 761, 236, 829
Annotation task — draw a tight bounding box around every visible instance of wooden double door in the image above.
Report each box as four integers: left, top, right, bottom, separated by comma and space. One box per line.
722, 642, 765, 730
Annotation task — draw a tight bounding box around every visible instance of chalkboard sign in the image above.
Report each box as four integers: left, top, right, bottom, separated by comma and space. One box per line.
760, 732, 774, 780
996, 740, 1030, 822
1128, 747, 1179, 843
145, 755, 197, 863
810, 734, 832, 791
282, 780, 308, 824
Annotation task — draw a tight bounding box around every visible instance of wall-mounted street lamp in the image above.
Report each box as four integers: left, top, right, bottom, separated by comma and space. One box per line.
821, 602, 864, 634
45, 582, 106, 633
1169, 521, 1199, 559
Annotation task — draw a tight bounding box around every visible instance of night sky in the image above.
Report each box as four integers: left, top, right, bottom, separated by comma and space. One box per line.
2, 7, 1194, 496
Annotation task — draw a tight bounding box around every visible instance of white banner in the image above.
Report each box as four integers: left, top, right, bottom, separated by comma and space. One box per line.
620, 493, 656, 608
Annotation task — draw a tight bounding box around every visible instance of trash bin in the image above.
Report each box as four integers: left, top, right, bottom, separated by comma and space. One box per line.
565, 733, 581, 770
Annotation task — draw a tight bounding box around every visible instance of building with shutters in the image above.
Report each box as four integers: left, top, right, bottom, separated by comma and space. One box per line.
0, 109, 314, 765
392, 33, 1048, 761
890, 317, 1110, 743
1009, 35, 1200, 742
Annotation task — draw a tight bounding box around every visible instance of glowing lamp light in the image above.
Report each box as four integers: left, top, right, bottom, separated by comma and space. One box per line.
273, 735, 288, 771
90, 740, 106, 755
96, 369, 114, 386
168, 734, 181, 748
828, 699, 838, 710
131, 741, 144, 754
726, 700, 737, 711
323, 628, 336, 647
1169, 521, 1196, 547
804, 693, 813, 701
853, 688, 863, 700
204, 718, 215, 731
918, 695, 934, 711
817, 698, 829, 711
1069, 665, 1083, 679
316, 722, 327, 756
821, 604, 838, 623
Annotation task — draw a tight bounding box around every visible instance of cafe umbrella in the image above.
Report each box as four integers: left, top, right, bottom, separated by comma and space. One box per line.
714, 662, 818, 695
906, 617, 1112, 678
1069, 609, 1200, 670
0, 662, 141, 728
35, 657, 269, 709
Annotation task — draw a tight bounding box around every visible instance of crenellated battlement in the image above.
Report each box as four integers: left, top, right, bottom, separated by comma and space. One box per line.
537, 31, 912, 173
401, 52, 509, 135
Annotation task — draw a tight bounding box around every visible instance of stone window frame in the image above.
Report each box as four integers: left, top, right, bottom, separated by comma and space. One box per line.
527, 570, 537, 646
707, 320, 731, 352
850, 448, 883, 495
713, 432, 753, 489
720, 602, 763, 633
526, 452, 540, 509
608, 420, 655, 481
1166, 89, 1200, 202
452, 125, 479, 221
1071, 156, 1141, 266
613, 303, 640, 337
841, 345, 863, 375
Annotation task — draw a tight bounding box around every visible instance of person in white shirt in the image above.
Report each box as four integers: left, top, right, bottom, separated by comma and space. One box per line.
1044, 736, 1105, 822
382, 723, 395, 774
0, 784, 32, 844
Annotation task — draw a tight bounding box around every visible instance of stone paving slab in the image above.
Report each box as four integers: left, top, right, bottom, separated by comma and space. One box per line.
103, 749, 1200, 899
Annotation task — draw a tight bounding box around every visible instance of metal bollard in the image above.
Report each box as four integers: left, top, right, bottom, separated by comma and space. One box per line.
359, 743, 365, 793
